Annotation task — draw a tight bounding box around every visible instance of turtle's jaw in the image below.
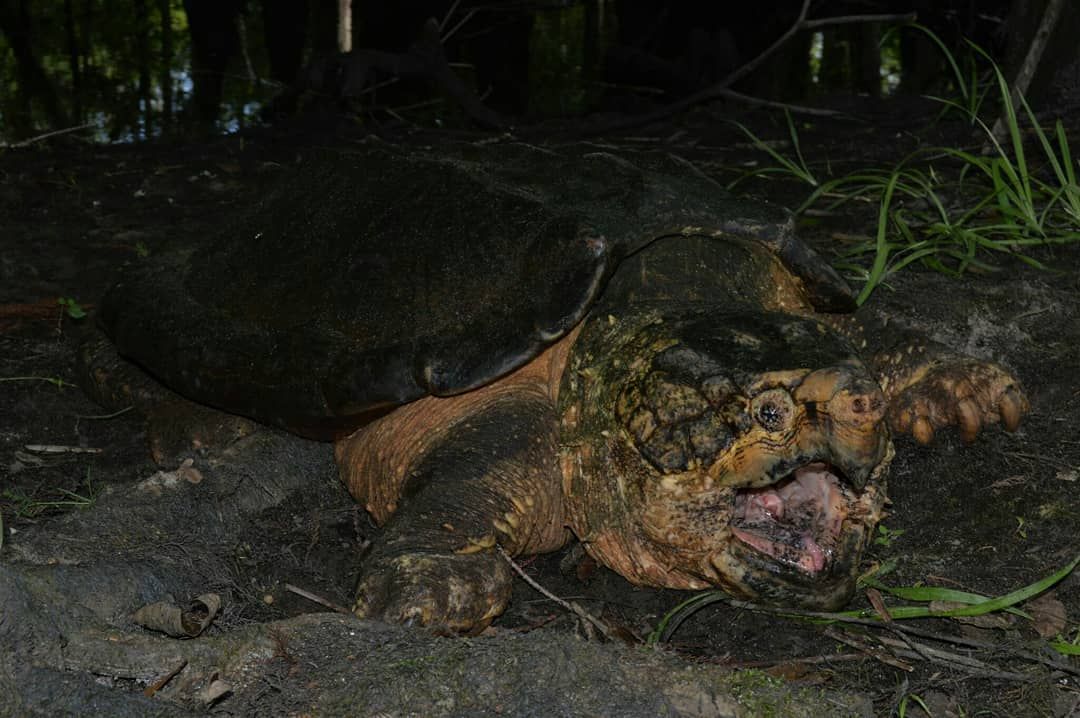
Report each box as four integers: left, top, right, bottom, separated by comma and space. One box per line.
710, 452, 890, 610
730, 462, 850, 575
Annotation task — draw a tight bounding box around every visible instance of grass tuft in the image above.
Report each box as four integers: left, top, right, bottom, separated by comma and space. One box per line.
732, 27, 1080, 303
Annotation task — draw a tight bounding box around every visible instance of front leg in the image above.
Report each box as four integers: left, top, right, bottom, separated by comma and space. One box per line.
885, 357, 1026, 444
825, 313, 1028, 444
336, 388, 567, 634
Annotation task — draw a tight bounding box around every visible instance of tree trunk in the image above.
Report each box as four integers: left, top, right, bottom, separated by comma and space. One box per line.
0, 0, 69, 134
181, 0, 242, 132
1004, 0, 1078, 108
64, 0, 82, 121
160, 0, 174, 132
135, 0, 153, 137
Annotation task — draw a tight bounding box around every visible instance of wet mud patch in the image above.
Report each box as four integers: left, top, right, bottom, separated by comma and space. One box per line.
2, 126, 1078, 716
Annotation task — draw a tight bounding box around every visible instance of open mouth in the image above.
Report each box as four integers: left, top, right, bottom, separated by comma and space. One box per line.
730, 463, 855, 575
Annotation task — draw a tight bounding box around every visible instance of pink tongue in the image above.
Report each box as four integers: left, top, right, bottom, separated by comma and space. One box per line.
731, 463, 845, 574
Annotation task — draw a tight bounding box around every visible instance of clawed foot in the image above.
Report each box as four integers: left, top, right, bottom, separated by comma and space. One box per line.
889, 359, 1028, 444
353, 550, 513, 634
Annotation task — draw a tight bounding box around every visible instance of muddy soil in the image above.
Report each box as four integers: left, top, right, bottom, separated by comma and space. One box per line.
1, 102, 1078, 717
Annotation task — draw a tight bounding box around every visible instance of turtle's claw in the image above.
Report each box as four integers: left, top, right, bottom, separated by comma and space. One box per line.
956, 396, 981, 443
999, 386, 1026, 432
889, 359, 1029, 445
911, 415, 934, 445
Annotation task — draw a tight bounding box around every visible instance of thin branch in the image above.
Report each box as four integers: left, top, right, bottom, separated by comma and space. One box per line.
727, 652, 867, 669
876, 635, 1032, 683
722, 8, 914, 88
802, 13, 917, 31
3, 123, 95, 148
825, 626, 914, 672
75, 406, 135, 420
721, 0, 812, 90
498, 547, 620, 643
235, 15, 258, 88
575, 5, 912, 136
23, 444, 103, 455
441, 9, 478, 44
665, 595, 1080, 679
991, 0, 1066, 142
875, 617, 1080, 677
709, 87, 845, 117
284, 583, 352, 615
437, 0, 462, 33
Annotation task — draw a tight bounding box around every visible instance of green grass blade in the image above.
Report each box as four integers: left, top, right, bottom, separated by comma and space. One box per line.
648, 591, 728, 645
907, 25, 970, 104
855, 172, 902, 305
728, 120, 818, 187
844, 553, 1080, 620
863, 580, 1029, 618
1050, 641, 1080, 656
786, 110, 813, 185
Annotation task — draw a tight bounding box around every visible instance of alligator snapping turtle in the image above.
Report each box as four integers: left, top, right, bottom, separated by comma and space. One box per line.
81, 141, 1028, 634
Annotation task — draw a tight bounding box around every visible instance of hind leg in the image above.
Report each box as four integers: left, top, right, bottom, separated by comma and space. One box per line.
77, 327, 257, 463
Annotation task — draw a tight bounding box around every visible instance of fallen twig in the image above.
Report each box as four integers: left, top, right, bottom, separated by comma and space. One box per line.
825, 626, 914, 672
659, 594, 1080, 679
76, 406, 135, 420
876, 635, 1032, 682
872, 618, 1080, 678
726, 652, 866, 669
498, 547, 621, 643
24, 444, 103, 455
284, 583, 352, 615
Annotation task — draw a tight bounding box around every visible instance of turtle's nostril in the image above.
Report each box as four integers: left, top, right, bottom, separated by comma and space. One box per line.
828, 383, 886, 426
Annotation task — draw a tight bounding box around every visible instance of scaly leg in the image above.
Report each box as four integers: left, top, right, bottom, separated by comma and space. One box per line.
336, 348, 573, 634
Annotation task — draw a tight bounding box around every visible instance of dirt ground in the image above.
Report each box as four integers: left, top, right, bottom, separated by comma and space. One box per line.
1, 102, 1079, 716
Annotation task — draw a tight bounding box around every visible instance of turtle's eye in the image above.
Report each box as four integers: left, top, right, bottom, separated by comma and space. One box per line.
751, 388, 795, 432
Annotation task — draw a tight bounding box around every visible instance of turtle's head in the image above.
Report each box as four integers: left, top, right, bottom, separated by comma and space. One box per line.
561, 309, 892, 610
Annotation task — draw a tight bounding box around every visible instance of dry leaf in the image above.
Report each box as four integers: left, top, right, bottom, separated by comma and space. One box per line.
1026, 591, 1067, 638
197, 678, 232, 706
137, 458, 203, 494
132, 593, 222, 638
